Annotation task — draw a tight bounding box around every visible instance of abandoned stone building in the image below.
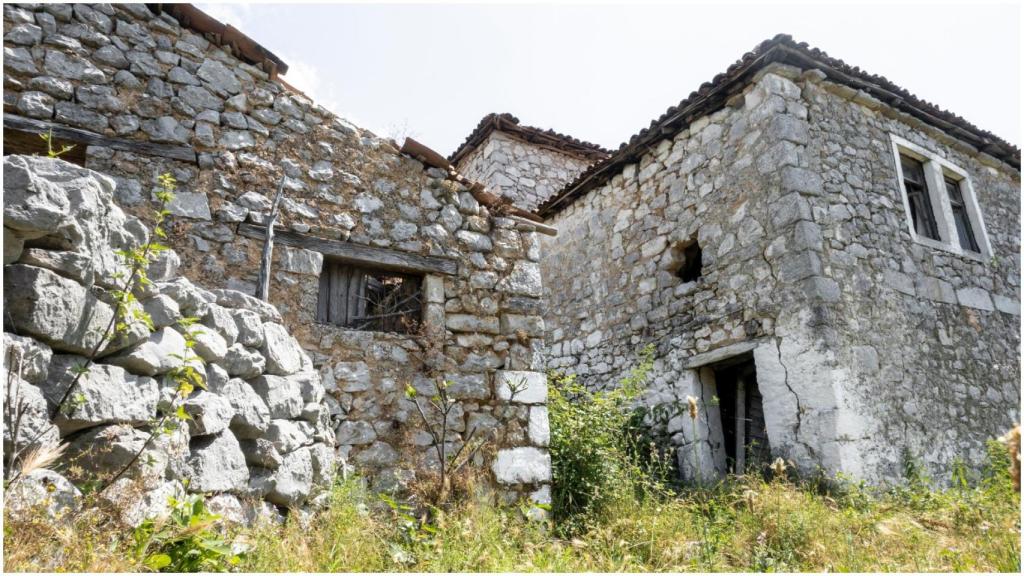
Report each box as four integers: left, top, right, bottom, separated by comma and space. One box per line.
452, 37, 1021, 483
3, 3, 551, 522
0, 2, 1020, 525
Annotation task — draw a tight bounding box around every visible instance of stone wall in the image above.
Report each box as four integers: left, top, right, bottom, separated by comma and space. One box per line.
3, 3, 551, 506
540, 65, 1020, 483
4, 155, 336, 524
457, 130, 595, 211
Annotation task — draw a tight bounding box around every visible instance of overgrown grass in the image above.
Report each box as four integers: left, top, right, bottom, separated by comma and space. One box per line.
4, 348, 1020, 572
6, 446, 1017, 572
239, 453, 1020, 572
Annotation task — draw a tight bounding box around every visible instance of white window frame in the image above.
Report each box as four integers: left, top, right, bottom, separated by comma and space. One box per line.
890, 134, 992, 259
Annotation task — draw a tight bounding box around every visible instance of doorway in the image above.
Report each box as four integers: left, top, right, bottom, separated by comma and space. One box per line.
709, 354, 772, 475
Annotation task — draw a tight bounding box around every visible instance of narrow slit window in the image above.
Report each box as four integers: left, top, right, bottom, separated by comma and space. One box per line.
316, 261, 422, 334
944, 176, 980, 253
900, 154, 940, 240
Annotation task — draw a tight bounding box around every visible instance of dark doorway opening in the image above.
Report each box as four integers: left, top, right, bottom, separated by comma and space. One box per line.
711, 354, 772, 475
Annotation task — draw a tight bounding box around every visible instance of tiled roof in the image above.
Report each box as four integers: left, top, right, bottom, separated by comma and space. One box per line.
449, 113, 612, 166
538, 34, 1021, 218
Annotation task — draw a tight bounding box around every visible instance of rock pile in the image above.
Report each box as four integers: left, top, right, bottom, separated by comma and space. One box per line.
3, 155, 336, 524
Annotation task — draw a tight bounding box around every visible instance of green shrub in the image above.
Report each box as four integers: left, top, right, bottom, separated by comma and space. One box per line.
547, 345, 662, 534
132, 494, 241, 572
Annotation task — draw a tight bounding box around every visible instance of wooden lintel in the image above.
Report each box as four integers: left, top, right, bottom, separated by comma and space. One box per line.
237, 223, 458, 276
4, 114, 198, 164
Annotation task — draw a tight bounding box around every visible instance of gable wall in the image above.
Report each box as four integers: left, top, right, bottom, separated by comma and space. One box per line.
457, 131, 594, 211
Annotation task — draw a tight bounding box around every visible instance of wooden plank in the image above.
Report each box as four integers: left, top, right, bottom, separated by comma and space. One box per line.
4, 113, 197, 163
345, 267, 363, 326
329, 265, 348, 325
238, 223, 457, 276
316, 265, 330, 323
734, 376, 746, 474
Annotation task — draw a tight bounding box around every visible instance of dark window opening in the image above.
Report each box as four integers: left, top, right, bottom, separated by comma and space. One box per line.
900, 154, 940, 241
316, 261, 422, 334
712, 355, 772, 476
3, 129, 87, 166
673, 239, 703, 282
944, 176, 980, 253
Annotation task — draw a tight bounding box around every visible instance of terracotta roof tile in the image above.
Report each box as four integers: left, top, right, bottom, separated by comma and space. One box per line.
449, 113, 611, 165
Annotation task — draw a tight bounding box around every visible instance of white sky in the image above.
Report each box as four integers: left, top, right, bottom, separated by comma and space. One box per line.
196, 2, 1021, 155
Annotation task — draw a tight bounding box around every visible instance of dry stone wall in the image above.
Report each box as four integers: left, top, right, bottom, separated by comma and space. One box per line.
457, 131, 595, 211
3, 2, 551, 510
541, 65, 1020, 484
4, 155, 335, 524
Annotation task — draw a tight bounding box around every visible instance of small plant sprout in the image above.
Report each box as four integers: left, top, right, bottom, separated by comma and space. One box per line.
771, 457, 789, 480
39, 129, 75, 158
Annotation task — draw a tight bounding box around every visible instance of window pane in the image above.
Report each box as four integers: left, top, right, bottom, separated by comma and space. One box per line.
900, 155, 940, 240
945, 178, 980, 252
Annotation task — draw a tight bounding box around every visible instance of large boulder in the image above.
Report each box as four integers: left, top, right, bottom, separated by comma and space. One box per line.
104, 327, 190, 376
248, 375, 303, 419
211, 289, 282, 322
260, 323, 303, 376
44, 355, 159, 435
3, 265, 144, 356
266, 447, 313, 507
64, 424, 170, 485
3, 155, 85, 240
2, 374, 59, 456
180, 430, 249, 493
182, 391, 235, 436
208, 377, 270, 439
101, 477, 186, 527
3, 332, 52, 386
4, 469, 81, 521
222, 343, 265, 378
3, 156, 131, 286
264, 419, 314, 454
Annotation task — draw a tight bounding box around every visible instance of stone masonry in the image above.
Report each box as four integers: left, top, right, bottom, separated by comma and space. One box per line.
457, 129, 599, 212
3, 2, 551, 518
535, 46, 1020, 484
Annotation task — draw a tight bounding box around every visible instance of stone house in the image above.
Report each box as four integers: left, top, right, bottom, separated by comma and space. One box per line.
1, 1, 1018, 506
453, 36, 1021, 483
3, 2, 551, 514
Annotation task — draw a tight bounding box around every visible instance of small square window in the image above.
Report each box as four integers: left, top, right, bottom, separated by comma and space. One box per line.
316, 261, 422, 333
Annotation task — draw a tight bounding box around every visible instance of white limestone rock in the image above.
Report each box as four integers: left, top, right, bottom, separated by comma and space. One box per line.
182, 391, 236, 436
4, 469, 81, 521
45, 355, 159, 435
265, 419, 314, 454
222, 344, 266, 378
492, 447, 551, 484
495, 370, 547, 404
181, 430, 249, 493
260, 322, 303, 376
105, 327, 190, 376
3, 332, 52, 385
209, 377, 270, 439
267, 447, 313, 507
248, 375, 303, 419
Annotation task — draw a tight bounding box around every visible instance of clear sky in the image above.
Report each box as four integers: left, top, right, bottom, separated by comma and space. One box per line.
196, 2, 1021, 155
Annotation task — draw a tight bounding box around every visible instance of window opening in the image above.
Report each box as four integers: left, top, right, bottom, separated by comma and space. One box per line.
316, 261, 422, 334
